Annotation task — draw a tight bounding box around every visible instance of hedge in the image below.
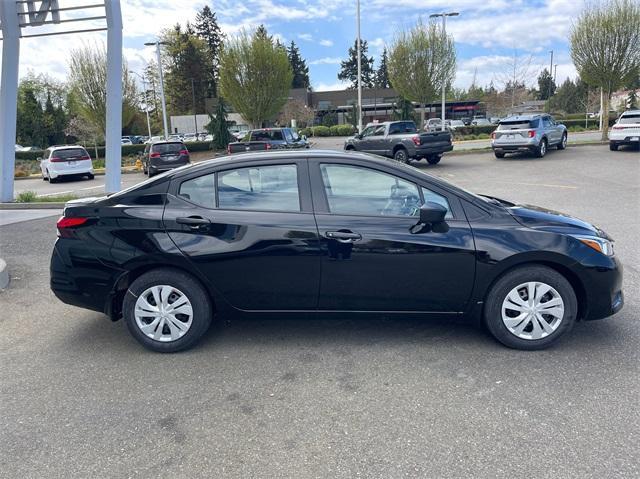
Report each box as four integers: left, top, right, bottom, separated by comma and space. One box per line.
14, 141, 214, 162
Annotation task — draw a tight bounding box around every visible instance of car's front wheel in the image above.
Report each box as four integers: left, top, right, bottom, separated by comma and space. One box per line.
484, 265, 577, 350
123, 268, 213, 352
494, 151, 505, 159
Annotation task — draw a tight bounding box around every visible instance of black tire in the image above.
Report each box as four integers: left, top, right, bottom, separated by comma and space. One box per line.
148, 168, 156, 178
426, 155, 441, 165
87, 173, 95, 180
484, 265, 577, 350
345, 146, 355, 151
609, 142, 618, 151
557, 133, 567, 150
123, 268, 213, 353
393, 147, 408, 163
494, 151, 505, 159
47, 170, 57, 183
535, 138, 547, 158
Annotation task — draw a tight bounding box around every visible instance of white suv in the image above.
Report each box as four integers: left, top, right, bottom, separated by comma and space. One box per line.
40, 145, 94, 183
609, 110, 640, 151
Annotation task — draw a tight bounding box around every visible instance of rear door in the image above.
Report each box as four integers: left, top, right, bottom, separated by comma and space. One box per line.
309, 157, 476, 313
163, 158, 322, 311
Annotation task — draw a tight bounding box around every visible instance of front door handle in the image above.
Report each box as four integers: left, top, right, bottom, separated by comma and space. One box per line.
325, 230, 362, 243
176, 216, 211, 228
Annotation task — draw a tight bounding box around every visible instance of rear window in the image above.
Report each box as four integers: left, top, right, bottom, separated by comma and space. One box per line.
498, 119, 539, 130
250, 130, 284, 141
619, 114, 640, 124
152, 142, 184, 153
53, 148, 89, 159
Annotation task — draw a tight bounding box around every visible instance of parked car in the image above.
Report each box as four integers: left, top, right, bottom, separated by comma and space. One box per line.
491, 114, 567, 158
449, 120, 466, 130
145, 136, 165, 144
471, 118, 492, 126
424, 118, 451, 132
227, 127, 309, 154
168, 134, 183, 142
344, 120, 453, 164
15, 144, 23, 151
142, 141, 190, 177
121, 137, 133, 145
183, 133, 198, 143
51, 150, 623, 353
39, 145, 94, 183
20, 146, 41, 152
609, 109, 640, 151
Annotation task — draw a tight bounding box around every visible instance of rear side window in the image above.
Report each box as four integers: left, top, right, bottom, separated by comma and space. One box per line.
152, 143, 184, 154
251, 130, 284, 141
179, 173, 215, 208
218, 164, 300, 212
402, 122, 417, 133
619, 114, 640, 124
53, 148, 89, 159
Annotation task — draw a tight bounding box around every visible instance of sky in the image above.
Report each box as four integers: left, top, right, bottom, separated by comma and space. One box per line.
4, 0, 587, 92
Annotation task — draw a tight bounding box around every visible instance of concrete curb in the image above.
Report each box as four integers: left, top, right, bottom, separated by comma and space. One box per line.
0, 258, 9, 289
15, 167, 140, 181
0, 203, 65, 210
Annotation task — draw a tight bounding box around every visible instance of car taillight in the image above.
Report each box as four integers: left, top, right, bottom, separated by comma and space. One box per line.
50, 157, 64, 162
612, 125, 623, 130
81, 155, 91, 160
179, 149, 189, 156
528, 130, 535, 138
150, 152, 161, 158
57, 216, 89, 238
491, 132, 496, 139
412, 135, 420, 146
265, 143, 272, 150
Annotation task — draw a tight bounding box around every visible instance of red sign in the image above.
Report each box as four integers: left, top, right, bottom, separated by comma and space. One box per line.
452, 105, 476, 111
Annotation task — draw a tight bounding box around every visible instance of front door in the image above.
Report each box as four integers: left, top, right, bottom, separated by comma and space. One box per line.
163, 160, 322, 311
310, 160, 476, 312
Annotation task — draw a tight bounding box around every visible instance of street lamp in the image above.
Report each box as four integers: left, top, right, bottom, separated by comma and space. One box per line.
356, 0, 362, 133
144, 40, 169, 140
130, 70, 152, 140
430, 12, 459, 132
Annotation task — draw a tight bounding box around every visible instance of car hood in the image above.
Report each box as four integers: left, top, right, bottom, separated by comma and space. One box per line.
507, 203, 610, 239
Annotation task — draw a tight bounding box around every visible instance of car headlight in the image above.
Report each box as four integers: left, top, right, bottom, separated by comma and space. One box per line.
571, 235, 614, 256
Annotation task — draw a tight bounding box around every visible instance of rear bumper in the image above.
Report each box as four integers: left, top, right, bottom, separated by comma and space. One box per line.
149, 160, 190, 172
413, 144, 453, 158
609, 137, 639, 144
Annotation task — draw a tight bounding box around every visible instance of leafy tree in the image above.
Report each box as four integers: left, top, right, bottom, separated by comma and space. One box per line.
67, 42, 138, 136
16, 85, 45, 147
392, 96, 415, 121
287, 41, 310, 88
278, 98, 314, 127
536, 68, 556, 100
206, 97, 232, 149
161, 24, 209, 115
321, 111, 338, 127
219, 28, 293, 128
375, 47, 390, 88
43, 93, 66, 146
388, 18, 456, 126
194, 5, 224, 97
345, 103, 358, 127
338, 39, 375, 89
570, 0, 640, 139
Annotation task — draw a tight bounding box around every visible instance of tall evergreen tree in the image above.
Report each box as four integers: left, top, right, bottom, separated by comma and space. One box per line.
194, 5, 224, 97
206, 97, 232, 149
338, 39, 375, 89
375, 47, 390, 88
536, 68, 556, 100
287, 41, 310, 88
16, 85, 45, 147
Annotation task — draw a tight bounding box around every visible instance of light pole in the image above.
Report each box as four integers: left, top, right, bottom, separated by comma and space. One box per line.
430, 12, 459, 132
191, 78, 198, 136
548, 50, 554, 100
131, 71, 152, 140
356, 0, 362, 133
144, 40, 169, 140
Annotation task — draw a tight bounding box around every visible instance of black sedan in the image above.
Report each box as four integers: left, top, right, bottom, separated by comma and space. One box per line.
51, 150, 623, 352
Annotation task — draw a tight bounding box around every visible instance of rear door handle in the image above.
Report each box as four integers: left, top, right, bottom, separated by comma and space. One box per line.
176, 216, 211, 228
325, 231, 362, 242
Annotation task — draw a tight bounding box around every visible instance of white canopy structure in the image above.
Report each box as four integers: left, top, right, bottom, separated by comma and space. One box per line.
0, 0, 122, 202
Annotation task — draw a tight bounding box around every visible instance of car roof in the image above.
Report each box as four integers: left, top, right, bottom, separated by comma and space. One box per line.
499, 114, 544, 122
150, 140, 184, 145
50, 145, 86, 150
621, 109, 640, 115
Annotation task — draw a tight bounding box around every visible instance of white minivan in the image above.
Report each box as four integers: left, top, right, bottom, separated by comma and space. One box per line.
40, 145, 94, 183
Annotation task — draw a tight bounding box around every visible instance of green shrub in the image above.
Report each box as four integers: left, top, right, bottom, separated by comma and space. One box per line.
311, 126, 331, 137
15, 191, 37, 202
336, 124, 356, 136
298, 127, 312, 137
329, 125, 342, 136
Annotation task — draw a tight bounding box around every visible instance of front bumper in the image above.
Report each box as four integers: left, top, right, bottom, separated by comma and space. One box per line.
579, 255, 624, 321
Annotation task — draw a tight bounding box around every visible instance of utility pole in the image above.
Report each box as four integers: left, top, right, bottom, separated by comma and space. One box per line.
145, 40, 169, 140
548, 50, 553, 100
131, 71, 152, 139
356, 0, 362, 133
191, 78, 198, 136
553, 64, 558, 84
430, 12, 459, 131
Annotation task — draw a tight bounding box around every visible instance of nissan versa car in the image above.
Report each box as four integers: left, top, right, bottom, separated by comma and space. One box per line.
50, 151, 623, 353
491, 114, 568, 158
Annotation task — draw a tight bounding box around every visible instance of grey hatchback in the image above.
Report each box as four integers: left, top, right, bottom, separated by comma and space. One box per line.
143, 141, 191, 177
491, 114, 567, 158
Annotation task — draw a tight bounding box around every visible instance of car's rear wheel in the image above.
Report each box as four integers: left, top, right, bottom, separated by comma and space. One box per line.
494, 151, 505, 159
557, 133, 567, 150
47, 170, 57, 183
393, 147, 408, 163
86, 173, 95, 180
535, 138, 547, 158
123, 268, 213, 352
426, 155, 441, 165
484, 265, 577, 350
609, 142, 618, 151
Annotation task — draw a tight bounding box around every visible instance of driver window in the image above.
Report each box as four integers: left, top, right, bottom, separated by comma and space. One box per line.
361, 126, 375, 137
372, 125, 385, 136
320, 164, 421, 216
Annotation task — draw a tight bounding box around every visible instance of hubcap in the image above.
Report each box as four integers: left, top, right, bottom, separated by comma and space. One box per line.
540, 141, 546, 155
562, 135, 567, 147
501, 282, 564, 340
396, 151, 406, 161
134, 285, 193, 342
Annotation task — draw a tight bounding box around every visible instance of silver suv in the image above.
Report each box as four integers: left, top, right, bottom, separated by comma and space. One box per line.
491, 114, 567, 158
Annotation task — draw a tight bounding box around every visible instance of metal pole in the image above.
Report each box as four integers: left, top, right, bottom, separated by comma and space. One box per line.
0, 1, 20, 202
155, 42, 169, 140
191, 78, 198, 135
141, 75, 152, 139
356, 0, 362, 134
441, 15, 446, 132
554, 64, 558, 84
548, 50, 553, 99
105, 0, 123, 194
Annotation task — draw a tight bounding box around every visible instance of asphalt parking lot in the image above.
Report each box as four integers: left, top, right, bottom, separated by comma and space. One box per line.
1, 144, 638, 478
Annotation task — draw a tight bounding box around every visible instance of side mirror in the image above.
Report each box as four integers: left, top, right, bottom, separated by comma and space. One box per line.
419, 202, 447, 224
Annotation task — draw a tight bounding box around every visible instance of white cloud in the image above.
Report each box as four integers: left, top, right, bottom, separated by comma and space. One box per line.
314, 80, 350, 91
298, 33, 313, 41
319, 39, 334, 47
309, 57, 342, 65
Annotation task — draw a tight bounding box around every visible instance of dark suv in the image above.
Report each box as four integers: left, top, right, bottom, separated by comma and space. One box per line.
143, 141, 190, 177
